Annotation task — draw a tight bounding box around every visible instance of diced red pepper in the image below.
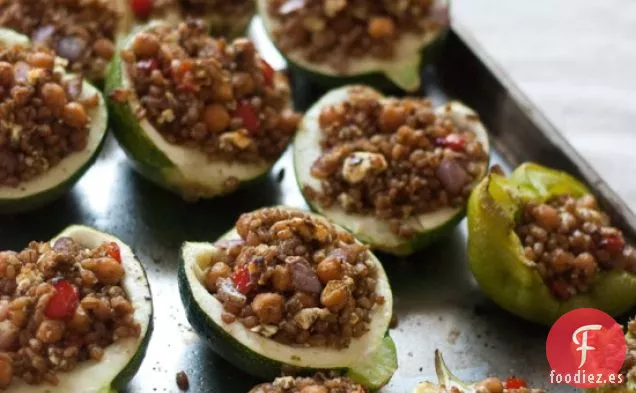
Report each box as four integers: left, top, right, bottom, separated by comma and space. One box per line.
131, 0, 154, 18
436, 134, 465, 151
171, 60, 198, 93
505, 377, 527, 390
105, 242, 122, 263
176, 59, 193, 75
259, 58, 275, 86
231, 265, 253, 295
137, 58, 159, 72
171, 59, 193, 78
178, 75, 198, 93
234, 100, 261, 134
600, 234, 625, 254
45, 279, 79, 320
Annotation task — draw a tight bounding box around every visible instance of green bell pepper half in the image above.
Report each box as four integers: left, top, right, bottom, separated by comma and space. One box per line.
467, 162, 636, 325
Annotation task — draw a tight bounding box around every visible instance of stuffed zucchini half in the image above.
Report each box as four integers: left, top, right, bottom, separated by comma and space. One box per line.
294, 85, 490, 256
178, 207, 396, 390
0, 0, 130, 83
249, 374, 370, 393
413, 351, 542, 393
468, 163, 636, 325
257, 0, 450, 91
0, 29, 108, 213
124, 0, 255, 38
1, 225, 153, 392
105, 21, 299, 200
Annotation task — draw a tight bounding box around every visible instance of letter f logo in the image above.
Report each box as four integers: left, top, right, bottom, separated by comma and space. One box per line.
572, 325, 603, 368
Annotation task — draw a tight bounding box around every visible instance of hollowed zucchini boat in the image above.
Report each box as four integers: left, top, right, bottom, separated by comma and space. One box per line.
467, 163, 636, 325
122, 0, 254, 38
178, 208, 397, 390
0, 1, 132, 84
0, 29, 108, 214
249, 374, 369, 393
9, 225, 153, 393
294, 85, 490, 256
414, 351, 540, 393
105, 22, 291, 200
256, 0, 449, 91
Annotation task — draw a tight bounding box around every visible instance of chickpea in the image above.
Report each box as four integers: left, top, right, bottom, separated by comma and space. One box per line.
203, 104, 231, 133
69, 305, 91, 333
559, 212, 578, 233
89, 345, 104, 361
91, 298, 114, 321
27, 52, 54, 70
204, 262, 232, 292
62, 102, 89, 128
532, 204, 560, 230
80, 269, 99, 287
316, 257, 343, 283
232, 38, 256, 58
320, 280, 350, 312
292, 292, 318, 309
93, 38, 115, 60
622, 247, 636, 272
214, 80, 234, 102
41, 83, 68, 113
11, 86, 32, 106
478, 377, 504, 393
368, 17, 396, 39
232, 72, 255, 97
36, 319, 66, 344
279, 109, 302, 134
0, 353, 12, 389
576, 194, 598, 209
551, 249, 574, 273
574, 252, 597, 277
251, 293, 285, 324
132, 33, 160, 58
396, 125, 414, 144
380, 105, 407, 133
300, 386, 328, 393
319, 106, 344, 128
82, 257, 125, 285
271, 265, 292, 292
111, 296, 133, 315
0, 62, 13, 87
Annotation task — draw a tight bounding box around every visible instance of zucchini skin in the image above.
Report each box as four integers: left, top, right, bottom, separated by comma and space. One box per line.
178, 256, 293, 380
285, 33, 447, 94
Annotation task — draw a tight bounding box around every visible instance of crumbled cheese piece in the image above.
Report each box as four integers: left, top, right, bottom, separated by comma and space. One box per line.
27, 68, 46, 84
341, 152, 388, 184
16, 266, 43, 295
313, 223, 332, 243
273, 377, 296, 389
157, 109, 175, 124
10, 124, 23, 143
294, 307, 330, 330
250, 324, 279, 338
220, 130, 253, 150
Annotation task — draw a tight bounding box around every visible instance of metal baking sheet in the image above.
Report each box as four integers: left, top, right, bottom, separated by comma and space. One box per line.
1, 19, 633, 393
